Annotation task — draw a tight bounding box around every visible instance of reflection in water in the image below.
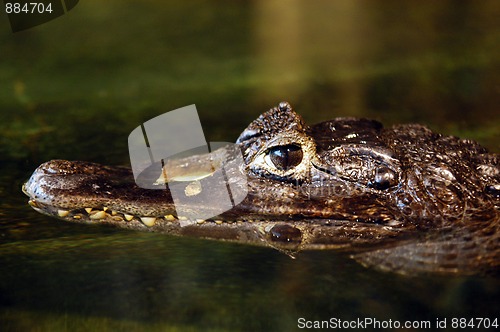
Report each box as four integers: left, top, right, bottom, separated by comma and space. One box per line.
0, 230, 498, 330
253, 0, 369, 115
253, 0, 305, 100
252, 1, 499, 133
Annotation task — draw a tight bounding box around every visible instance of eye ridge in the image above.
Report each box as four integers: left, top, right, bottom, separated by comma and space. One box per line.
267, 144, 303, 171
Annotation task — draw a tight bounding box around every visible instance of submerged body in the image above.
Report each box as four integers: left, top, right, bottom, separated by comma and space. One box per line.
23, 102, 499, 274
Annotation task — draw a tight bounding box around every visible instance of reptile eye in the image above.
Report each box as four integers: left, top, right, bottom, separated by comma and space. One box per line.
265, 144, 303, 171
371, 167, 397, 190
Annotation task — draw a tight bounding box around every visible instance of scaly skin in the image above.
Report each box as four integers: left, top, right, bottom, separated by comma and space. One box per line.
23, 102, 500, 274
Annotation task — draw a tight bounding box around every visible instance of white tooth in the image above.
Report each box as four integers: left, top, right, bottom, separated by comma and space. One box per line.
140, 217, 156, 227
85, 208, 93, 214
73, 215, 82, 219
164, 214, 176, 221
103, 207, 109, 211
214, 220, 223, 225
196, 219, 205, 224
58, 210, 70, 217
178, 216, 188, 221
111, 210, 118, 216
90, 210, 106, 220
124, 214, 134, 221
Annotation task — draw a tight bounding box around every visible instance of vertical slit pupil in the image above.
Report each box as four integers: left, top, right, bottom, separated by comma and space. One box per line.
269, 144, 303, 171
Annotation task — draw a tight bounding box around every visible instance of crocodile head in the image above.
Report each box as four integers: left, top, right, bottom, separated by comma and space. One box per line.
23, 102, 500, 274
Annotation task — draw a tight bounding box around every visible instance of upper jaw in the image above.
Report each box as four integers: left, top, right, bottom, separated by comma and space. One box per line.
22, 160, 178, 219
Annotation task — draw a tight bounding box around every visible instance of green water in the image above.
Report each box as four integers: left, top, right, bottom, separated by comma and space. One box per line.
1, 1, 499, 331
